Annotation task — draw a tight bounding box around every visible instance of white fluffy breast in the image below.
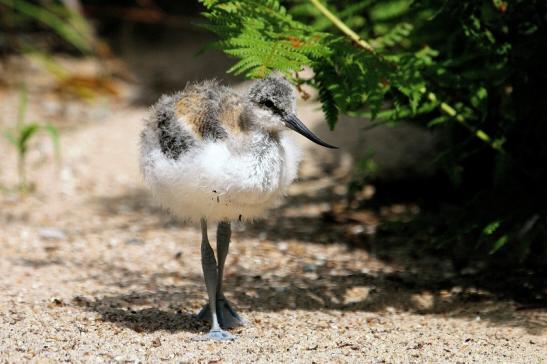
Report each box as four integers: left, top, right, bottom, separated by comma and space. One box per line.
140, 132, 301, 222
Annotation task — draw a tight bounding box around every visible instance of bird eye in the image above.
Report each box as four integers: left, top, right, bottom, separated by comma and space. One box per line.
261, 100, 275, 109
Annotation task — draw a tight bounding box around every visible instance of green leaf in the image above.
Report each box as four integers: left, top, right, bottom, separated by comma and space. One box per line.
371, 22, 413, 50
489, 235, 509, 254
427, 115, 449, 127
18, 123, 41, 155
482, 220, 501, 235
470, 86, 488, 109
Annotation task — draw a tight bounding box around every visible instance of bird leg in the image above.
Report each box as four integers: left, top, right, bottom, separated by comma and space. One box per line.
215, 221, 247, 328
194, 218, 235, 341
197, 221, 247, 330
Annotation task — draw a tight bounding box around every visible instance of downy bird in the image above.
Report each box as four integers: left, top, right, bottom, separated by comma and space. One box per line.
139, 73, 336, 341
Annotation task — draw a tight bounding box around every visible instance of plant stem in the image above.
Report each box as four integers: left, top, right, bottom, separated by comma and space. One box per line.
426, 92, 505, 153
308, 0, 374, 52
18, 153, 27, 190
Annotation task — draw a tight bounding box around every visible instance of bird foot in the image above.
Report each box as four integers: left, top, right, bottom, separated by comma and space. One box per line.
197, 298, 248, 329
193, 328, 236, 342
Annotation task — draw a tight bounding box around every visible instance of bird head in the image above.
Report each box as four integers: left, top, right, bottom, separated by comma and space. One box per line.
247, 73, 337, 149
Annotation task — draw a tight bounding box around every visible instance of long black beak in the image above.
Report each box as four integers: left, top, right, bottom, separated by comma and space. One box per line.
284, 113, 338, 149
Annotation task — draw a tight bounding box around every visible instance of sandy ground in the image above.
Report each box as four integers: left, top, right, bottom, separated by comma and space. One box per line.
0, 74, 546, 363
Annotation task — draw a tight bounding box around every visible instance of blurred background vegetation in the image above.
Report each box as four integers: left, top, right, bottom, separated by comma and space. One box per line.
0, 0, 545, 291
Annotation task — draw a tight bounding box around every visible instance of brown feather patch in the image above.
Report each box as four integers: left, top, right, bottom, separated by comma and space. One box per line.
218, 94, 246, 134
175, 90, 227, 140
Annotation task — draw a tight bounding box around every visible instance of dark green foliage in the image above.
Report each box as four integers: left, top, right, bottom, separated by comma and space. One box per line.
200, 0, 547, 268
198, 0, 476, 133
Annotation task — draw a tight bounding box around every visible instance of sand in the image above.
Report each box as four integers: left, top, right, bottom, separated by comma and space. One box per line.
0, 74, 545, 363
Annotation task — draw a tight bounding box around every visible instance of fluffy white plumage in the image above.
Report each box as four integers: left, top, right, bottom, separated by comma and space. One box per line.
138, 74, 338, 224
140, 128, 301, 222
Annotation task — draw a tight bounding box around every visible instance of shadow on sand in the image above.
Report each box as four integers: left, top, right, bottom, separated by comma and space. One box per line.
70, 209, 546, 337
82, 118, 545, 336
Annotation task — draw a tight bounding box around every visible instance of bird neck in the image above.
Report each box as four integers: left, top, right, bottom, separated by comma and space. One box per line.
242, 102, 284, 134
226, 126, 280, 157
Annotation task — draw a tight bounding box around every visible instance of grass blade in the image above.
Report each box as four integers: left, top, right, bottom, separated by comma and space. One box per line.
0, 0, 93, 54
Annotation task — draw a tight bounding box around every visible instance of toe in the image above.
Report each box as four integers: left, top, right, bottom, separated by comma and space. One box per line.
218, 300, 247, 328
192, 329, 235, 342
197, 300, 247, 329
206, 329, 236, 341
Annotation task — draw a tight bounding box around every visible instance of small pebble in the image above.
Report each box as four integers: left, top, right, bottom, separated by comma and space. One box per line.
151, 337, 161, 347
126, 238, 144, 245
39, 228, 67, 241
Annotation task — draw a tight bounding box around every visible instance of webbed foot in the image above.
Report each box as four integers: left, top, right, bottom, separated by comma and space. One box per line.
197, 298, 247, 329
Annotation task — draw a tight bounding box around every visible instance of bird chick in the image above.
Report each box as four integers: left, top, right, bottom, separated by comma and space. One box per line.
139, 73, 335, 341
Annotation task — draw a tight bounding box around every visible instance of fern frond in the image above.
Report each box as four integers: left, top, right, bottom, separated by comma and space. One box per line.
370, 22, 413, 50
314, 64, 340, 129
199, 0, 437, 128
